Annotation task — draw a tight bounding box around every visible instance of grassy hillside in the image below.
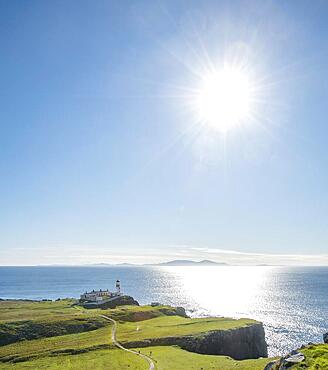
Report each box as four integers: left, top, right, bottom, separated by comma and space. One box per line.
0, 326, 113, 363
138, 346, 272, 370
0, 300, 79, 322
0, 299, 273, 369
0, 346, 272, 370
0, 348, 148, 370
94, 304, 186, 322
0, 300, 109, 346
117, 315, 257, 343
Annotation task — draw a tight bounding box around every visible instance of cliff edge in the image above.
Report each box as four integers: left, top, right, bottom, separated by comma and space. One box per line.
124, 321, 267, 360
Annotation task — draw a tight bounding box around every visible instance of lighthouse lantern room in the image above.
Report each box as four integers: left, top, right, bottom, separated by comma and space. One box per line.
116, 279, 121, 295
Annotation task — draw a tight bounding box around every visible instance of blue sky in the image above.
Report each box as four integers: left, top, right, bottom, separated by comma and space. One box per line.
1, 0, 328, 265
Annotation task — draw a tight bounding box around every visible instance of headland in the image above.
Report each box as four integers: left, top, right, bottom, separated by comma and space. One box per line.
0, 283, 326, 369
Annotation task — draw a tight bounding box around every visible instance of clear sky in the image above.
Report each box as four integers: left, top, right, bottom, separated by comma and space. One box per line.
1, 0, 328, 265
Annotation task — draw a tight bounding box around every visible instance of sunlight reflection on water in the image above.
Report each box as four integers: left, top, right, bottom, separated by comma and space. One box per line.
154, 266, 328, 357
165, 266, 269, 317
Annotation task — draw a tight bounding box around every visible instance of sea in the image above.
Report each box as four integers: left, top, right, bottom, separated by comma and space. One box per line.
0, 265, 327, 357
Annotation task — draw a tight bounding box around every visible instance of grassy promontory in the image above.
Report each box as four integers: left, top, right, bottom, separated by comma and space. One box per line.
0, 299, 273, 369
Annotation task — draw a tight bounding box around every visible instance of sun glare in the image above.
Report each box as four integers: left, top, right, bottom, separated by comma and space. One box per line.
196, 66, 252, 132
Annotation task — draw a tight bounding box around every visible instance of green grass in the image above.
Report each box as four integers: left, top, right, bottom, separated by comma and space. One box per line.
0, 326, 113, 363
0, 346, 274, 370
91, 304, 186, 322
6, 300, 328, 370
0, 300, 272, 370
0, 315, 109, 346
0, 300, 80, 322
0, 301, 182, 324
291, 344, 328, 369
0, 300, 111, 346
137, 346, 272, 370
117, 315, 257, 343
0, 349, 148, 370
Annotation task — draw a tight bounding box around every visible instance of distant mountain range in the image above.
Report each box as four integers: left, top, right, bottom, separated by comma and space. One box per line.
82, 263, 135, 267
151, 259, 228, 266
84, 260, 227, 267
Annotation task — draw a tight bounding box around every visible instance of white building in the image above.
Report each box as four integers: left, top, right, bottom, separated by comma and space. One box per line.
80, 289, 111, 302
80, 280, 122, 303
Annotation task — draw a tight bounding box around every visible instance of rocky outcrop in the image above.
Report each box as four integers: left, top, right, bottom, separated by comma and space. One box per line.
264, 350, 305, 370
158, 306, 188, 318
324, 332, 328, 344
99, 295, 139, 309
181, 323, 267, 359
125, 322, 267, 360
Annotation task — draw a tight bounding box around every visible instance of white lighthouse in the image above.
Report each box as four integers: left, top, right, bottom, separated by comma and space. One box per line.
116, 279, 121, 295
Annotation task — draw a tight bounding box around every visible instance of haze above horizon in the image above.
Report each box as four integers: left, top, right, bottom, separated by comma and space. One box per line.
1, 1, 328, 266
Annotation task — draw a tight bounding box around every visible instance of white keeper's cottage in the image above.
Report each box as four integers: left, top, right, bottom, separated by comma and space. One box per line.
80, 280, 122, 303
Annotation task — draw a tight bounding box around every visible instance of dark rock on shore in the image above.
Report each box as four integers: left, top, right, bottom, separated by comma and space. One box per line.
324, 332, 328, 344
101, 295, 139, 308
125, 322, 267, 360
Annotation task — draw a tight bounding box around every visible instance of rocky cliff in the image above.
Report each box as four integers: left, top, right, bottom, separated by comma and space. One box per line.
125, 322, 267, 360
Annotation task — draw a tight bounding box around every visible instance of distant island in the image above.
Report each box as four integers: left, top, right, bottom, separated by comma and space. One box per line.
151, 259, 228, 266
83, 260, 228, 267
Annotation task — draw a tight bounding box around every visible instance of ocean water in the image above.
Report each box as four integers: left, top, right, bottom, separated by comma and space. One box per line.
0, 265, 327, 357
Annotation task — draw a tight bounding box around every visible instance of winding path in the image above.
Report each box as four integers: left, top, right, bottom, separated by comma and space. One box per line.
100, 315, 155, 370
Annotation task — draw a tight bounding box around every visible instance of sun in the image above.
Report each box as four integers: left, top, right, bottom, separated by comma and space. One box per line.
196, 66, 252, 132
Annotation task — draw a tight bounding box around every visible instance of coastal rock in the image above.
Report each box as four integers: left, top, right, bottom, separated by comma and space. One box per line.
176, 306, 188, 318
264, 361, 279, 370
158, 306, 188, 318
125, 322, 267, 360
178, 323, 268, 360
263, 350, 305, 369
324, 332, 328, 344
285, 352, 305, 363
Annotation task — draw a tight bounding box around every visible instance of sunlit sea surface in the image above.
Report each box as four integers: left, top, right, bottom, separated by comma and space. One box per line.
0, 266, 327, 357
